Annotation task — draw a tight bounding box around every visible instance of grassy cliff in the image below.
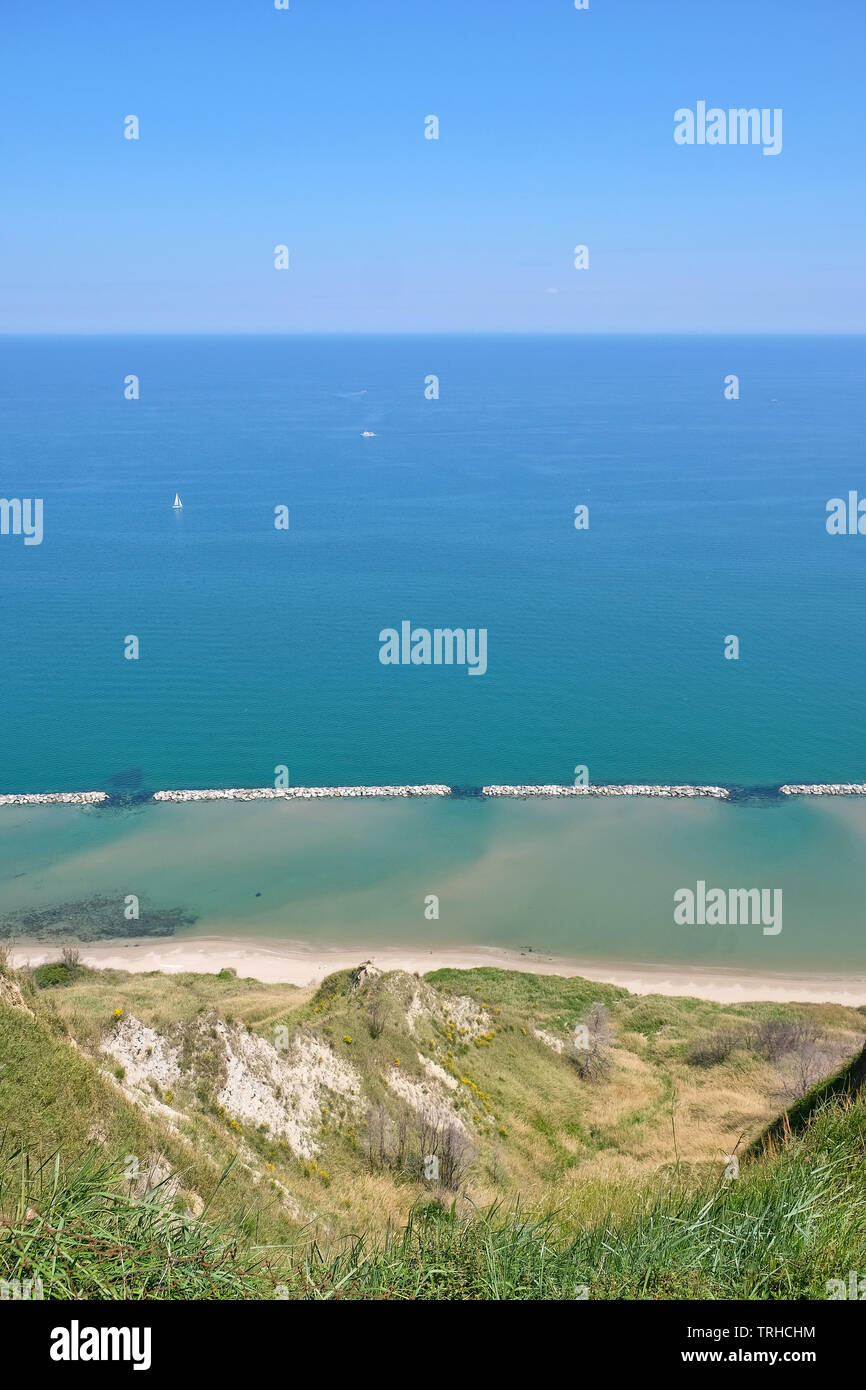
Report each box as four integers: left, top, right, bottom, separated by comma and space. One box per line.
1, 950, 864, 1299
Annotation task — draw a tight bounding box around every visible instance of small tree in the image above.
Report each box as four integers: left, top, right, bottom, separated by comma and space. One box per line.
573, 1002, 614, 1082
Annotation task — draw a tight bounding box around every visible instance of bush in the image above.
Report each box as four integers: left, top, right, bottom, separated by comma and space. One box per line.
573, 1002, 614, 1081
687, 1019, 825, 1070
686, 1030, 744, 1067
31, 962, 74, 989
365, 1103, 474, 1191
619, 997, 685, 1035
753, 1019, 821, 1062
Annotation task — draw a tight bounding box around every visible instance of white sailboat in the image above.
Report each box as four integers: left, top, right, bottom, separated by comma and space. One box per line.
172, 493, 183, 509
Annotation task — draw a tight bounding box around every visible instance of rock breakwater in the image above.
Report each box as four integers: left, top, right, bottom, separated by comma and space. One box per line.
779, 784, 866, 796
4, 783, 866, 807
152, 785, 452, 801
481, 784, 729, 798
0, 792, 108, 806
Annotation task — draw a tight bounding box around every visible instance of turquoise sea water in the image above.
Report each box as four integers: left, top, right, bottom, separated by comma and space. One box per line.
1, 796, 865, 972
2, 334, 865, 793
2, 335, 865, 971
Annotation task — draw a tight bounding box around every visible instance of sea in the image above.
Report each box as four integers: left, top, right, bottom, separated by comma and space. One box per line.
2, 334, 865, 971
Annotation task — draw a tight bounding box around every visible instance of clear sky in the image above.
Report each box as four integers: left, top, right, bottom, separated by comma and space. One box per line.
1, 0, 864, 333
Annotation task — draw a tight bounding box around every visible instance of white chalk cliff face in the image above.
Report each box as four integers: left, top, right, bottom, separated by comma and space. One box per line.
101, 1011, 364, 1160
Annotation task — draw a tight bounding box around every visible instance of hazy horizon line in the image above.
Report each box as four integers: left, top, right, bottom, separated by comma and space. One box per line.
2, 330, 864, 339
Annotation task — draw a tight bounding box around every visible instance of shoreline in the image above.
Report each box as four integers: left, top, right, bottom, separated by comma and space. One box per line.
2, 783, 866, 807
9, 935, 866, 1004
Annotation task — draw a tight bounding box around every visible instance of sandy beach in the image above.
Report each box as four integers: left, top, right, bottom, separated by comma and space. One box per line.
9, 935, 866, 1006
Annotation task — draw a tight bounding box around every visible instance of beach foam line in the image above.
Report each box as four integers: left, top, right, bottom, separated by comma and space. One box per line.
0, 791, 108, 806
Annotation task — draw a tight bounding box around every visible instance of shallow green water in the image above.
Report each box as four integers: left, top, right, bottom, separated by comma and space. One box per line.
1, 797, 864, 972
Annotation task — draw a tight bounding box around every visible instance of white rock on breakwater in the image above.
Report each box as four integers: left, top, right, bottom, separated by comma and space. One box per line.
0, 791, 108, 806
779, 784, 866, 796
152, 784, 729, 802
152, 785, 452, 801
481, 784, 729, 798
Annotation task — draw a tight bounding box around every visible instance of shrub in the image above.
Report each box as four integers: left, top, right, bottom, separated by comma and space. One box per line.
573, 1001, 615, 1081
365, 1104, 475, 1192
31, 962, 74, 989
686, 1031, 744, 1067
753, 1019, 821, 1062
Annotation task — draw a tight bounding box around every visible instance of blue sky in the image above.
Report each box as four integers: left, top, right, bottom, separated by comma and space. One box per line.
1, 0, 864, 332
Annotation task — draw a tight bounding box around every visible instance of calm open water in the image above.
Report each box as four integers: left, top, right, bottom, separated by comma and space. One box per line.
2, 334, 865, 792
2, 335, 865, 970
